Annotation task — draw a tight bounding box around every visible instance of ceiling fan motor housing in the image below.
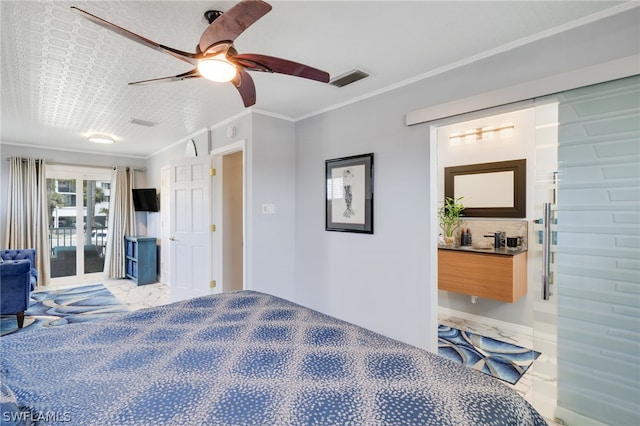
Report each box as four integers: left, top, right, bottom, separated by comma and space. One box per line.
204, 10, 224, 24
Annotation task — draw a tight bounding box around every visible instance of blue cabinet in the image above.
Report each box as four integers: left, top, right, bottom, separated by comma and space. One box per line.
125, 236, 157, 285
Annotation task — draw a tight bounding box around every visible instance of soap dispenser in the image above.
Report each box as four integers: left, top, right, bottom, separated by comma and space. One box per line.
460, 228, 472, 246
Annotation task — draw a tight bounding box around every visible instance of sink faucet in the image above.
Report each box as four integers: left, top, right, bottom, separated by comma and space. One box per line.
483, 232, 505, 248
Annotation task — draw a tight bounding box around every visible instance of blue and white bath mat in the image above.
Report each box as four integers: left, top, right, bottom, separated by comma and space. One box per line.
438, 324, 541, 384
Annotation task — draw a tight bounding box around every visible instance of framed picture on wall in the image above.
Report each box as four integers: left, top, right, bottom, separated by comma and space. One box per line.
325, 153, 374, 234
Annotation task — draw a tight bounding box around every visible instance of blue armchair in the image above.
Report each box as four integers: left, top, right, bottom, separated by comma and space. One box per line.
0, 259, 32, 328
0, 249, 38, 290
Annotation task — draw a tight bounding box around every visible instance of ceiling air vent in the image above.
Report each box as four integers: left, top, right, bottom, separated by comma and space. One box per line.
129, 118, 158, 127
329, 69, 369, 88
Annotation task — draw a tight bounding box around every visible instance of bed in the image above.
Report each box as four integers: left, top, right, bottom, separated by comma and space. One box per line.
1, 290, 546, 425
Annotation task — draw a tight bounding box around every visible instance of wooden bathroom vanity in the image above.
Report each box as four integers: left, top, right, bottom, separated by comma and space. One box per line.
438, 246, 527, 303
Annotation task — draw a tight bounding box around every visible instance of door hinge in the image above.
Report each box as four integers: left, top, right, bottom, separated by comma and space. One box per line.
210, 224, 216, 232
210, 168, 216, 176
210, 280, 216, 288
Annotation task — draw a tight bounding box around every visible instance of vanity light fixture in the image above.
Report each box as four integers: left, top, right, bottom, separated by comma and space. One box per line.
449, 123, 515, 145
88, 136, 115, 144
498, 123, 514, 138
481, 126, 495, 141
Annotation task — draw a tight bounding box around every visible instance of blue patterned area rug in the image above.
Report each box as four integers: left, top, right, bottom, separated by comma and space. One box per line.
1, 284, 128, 336
438, 325, 541, 385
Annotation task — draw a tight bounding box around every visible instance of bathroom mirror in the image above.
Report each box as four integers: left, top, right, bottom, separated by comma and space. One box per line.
444, 159, 526, 218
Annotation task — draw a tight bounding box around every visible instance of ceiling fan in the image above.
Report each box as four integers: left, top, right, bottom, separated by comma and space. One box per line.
70, 0, 330, 107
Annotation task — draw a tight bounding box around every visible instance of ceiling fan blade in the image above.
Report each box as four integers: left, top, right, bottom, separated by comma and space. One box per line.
233, 54, 330, 83
198, 0, 272, 53
71, 6, 199, 66
129, 69, 200, 85
231, 70, 256, 107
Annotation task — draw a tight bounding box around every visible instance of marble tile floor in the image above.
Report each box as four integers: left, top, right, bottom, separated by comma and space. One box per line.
45, 277, 170, 311
103, 278, 170, 311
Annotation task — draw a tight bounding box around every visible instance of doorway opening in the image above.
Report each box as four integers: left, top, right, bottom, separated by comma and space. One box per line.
222, 151, 244, 292
432, 102, 557, 419
212, 140, 246, 293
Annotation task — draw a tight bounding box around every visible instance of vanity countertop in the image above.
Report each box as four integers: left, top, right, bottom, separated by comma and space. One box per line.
438, 245, 528, 256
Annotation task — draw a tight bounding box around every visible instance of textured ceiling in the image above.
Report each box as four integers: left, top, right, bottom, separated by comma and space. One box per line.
0, 1, 632, 158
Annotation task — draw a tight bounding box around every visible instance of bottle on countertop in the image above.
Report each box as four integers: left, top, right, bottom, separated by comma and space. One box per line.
460, 228, 472, 246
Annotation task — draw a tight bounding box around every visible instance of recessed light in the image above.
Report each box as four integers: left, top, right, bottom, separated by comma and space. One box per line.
88, 136, 115, 144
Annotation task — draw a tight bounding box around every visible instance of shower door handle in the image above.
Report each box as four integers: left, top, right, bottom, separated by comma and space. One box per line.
542, 202, 552, 301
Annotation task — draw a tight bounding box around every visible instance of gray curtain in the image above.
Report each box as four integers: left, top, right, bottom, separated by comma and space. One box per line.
104, 167, 137, 278
4, 157, 51, 286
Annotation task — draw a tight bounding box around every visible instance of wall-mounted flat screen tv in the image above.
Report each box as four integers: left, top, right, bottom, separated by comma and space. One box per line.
132, 188, 159, 212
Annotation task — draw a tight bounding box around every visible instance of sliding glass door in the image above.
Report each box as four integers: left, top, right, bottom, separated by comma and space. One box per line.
47, 165, 112, 281
532, 75, 640, 425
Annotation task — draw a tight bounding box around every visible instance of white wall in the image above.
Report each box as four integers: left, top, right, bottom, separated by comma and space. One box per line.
247, 114, 296, 300
294, 89, 433, 350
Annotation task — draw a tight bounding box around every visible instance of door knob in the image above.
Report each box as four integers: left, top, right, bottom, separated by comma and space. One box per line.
169, 236, 176, 241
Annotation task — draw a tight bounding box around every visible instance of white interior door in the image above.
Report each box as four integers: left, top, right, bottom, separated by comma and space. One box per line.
169, 156, 212, 302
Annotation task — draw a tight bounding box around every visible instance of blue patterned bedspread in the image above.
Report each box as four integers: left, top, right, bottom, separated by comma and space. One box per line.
1, 291, 546, 425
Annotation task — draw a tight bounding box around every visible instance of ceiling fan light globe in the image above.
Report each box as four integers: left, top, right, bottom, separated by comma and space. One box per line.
197, 58, 237, 82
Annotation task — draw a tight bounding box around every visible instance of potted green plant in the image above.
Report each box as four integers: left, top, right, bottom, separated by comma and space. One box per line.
438, 196, 465, 246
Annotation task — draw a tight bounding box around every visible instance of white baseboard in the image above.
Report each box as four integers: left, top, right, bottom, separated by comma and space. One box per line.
438, 306, 533, 337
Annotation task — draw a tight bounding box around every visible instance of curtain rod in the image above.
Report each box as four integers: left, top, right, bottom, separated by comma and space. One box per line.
6, 158, 145, 172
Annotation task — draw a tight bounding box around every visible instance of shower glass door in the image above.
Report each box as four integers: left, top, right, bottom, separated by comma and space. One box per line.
532, 75, 640, 425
